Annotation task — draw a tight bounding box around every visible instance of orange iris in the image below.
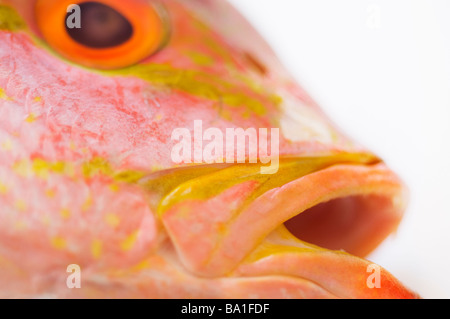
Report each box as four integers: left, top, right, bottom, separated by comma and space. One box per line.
35, 0, 168, 69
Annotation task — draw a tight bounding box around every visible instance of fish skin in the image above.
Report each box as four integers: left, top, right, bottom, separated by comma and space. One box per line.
0, 0, 418, 298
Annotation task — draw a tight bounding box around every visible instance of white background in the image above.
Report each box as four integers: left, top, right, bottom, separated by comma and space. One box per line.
229, 0, 450, 299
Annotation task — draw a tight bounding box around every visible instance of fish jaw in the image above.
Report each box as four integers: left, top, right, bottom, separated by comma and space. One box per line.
0, 1, 419, 298
145, 154, 417, 299
157, 159, 404, 276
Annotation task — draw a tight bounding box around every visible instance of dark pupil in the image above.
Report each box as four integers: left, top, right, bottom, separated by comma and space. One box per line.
65, 2, 133, 49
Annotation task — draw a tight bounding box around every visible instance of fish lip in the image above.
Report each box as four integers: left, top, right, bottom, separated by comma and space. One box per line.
138, 152, 382, 213
227, 189, 412, 298
230, 224, 419, 299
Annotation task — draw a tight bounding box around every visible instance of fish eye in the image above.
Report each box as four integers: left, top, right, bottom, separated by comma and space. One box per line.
35, 0, 169, 69
65, 2, 134, 49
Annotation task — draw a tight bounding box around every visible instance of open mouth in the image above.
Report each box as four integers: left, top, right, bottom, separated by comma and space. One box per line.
138, 152, 415, 298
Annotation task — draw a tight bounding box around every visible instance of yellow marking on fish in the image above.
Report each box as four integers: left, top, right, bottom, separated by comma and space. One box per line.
186, 51, 214, 66
120, 231, 139, 251
14, 200, 27, 212
104, 64, 280, 117
1, 139, 12, 151
83, 158, 145, 183
36, 160, 70, 175
0, 5, 26, 31
0, 88, 12, 100
243, 226, 335, 264
131, 260, 151, 272
155, 113, 163, 121
83, 157, 113, 178
33, 96, 42, 102
69, 141, 77, 151
244, 242, 318, 264
108, 183, 120, 193
51, 237, 67, 250
60, 208, 71, 219
114, 171, 146, 183
25, 113, 38, 123
91, 240, 102, 259
0, 182, 8, 194
12, 158, 145, 184
45, 189, 56, 198
32, 159, 73, 179
216, 222, 227, 234
81, 196, 93, 212
104, 213, 120, 228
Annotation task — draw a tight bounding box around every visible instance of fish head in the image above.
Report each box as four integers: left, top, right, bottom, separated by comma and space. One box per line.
0, 0, 418, 298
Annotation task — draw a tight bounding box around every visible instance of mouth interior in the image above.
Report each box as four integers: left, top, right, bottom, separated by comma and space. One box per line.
284, 194, 398, 256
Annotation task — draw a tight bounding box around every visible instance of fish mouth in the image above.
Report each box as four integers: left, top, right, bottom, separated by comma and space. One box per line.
139, 152, 417, 298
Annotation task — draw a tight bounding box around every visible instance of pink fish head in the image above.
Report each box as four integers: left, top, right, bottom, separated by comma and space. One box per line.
0, 0, 418, 298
